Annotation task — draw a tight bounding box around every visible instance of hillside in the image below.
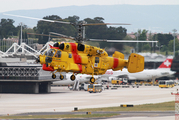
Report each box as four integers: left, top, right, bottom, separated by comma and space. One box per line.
0, 5, 178, 33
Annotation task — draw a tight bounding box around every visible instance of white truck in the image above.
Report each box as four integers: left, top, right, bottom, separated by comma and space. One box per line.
79, 83, 90, 91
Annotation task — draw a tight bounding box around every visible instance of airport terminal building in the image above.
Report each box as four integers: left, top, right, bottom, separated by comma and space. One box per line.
171, 55, 179, 78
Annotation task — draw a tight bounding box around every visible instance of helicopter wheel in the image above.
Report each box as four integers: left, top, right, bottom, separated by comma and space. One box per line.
70, 75, 76, 81
52, 73, 56, 79
90, 77, 95, 83
60, 74, 64, 80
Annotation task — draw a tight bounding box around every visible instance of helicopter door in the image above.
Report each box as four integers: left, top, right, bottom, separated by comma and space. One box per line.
94, 57, 100, 68
101, 57, 108, 70
55, 50, 61, 58
52, 50, 61, 69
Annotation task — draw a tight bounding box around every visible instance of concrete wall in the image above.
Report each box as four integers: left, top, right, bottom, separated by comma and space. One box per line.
0, 82, 51, 93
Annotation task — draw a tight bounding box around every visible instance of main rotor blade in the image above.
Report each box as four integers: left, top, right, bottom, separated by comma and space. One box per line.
3, 13, 71, 25
83, 23, 131, 26
107, 40, 158, 43
88, 39, 107, 42
49, 32, 75, 40
27, 33, 62, 38
88, 39, 158, 43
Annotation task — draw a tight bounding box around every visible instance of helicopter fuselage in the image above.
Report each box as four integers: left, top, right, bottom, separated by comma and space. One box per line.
39, 48, 127, 75
38, 42, 144, 83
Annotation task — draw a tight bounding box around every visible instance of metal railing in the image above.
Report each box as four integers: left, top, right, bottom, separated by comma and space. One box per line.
0, 39, 54, 58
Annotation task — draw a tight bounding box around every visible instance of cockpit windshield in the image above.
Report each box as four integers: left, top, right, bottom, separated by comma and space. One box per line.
46, 49, 56, 57
88, 84, 94, 88
43, 51, 47, 55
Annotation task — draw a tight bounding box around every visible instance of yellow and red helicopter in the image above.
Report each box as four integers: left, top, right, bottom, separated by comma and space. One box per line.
38, 42, 144, 83
4, 13, 145, 83
33, 22, 144, 83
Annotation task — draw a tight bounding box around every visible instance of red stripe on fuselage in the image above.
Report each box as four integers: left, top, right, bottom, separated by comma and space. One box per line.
73, 54, 82, 64
77, 64, 82, 73
69, 43, 77, 54
42, 64, 54, 71
49, 44, 59, 49
51, 47, 59, 49
113, 58, 118, 69
69, 43, 82, 64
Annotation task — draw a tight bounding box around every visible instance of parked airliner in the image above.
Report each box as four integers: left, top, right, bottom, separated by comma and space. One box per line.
99, 56, 175, 82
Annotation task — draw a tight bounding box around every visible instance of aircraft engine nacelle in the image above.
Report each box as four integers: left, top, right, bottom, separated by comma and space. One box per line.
82, 44, 108, 56
55, 42, 108, 57
57, 42, 78, 53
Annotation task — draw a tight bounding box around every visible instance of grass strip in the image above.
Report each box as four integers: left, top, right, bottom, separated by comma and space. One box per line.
0, 101, 174, 119
78, 101, 175, 112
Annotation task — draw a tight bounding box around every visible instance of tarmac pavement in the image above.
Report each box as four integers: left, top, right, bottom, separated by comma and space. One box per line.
0, 85, 177, 119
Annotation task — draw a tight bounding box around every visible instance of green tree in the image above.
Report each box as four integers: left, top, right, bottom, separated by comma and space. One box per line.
135, 29, 148, 52
85, 17, 107, 39
0, 19, 16, 39
161, 45, 168, 52
35, 15, 127, 49
153, 33, 174, 47
123, 34, 135, 48
84, 17, 127, 51
168, 39, 179, 52
36, 15, 76, 44
142, 43, 151, 51
65, 15, 80, 23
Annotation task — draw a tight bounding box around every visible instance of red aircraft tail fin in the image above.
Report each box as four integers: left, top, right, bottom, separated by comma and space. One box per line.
158, 57, 173, 69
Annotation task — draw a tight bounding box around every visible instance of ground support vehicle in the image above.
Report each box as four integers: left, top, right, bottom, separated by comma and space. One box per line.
88, 84, 103, 93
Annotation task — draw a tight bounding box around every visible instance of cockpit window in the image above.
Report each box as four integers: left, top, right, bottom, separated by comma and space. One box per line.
47, 49, 56, 57
69, 53, 72, 58
43, 51, 47, 55
95, 57, 99, 63
55, 50, 61, 58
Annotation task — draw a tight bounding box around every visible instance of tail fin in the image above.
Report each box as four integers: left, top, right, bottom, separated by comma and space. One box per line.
127, 53, 144, 73
111, 52, 144, 72
158, 57, 173, 69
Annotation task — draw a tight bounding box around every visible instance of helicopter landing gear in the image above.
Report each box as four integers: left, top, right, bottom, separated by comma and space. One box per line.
70, 74, 76, 81
60, 74, 64, 80
90, 77, 95, 83
52, 73, 56, 79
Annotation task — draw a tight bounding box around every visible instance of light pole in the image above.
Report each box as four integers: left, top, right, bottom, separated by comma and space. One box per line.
135, 32, 139, 53
173, 29, 177, 57
159, 45, 163, 53
156, 43, 163, 54
20, 22, 23, 45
